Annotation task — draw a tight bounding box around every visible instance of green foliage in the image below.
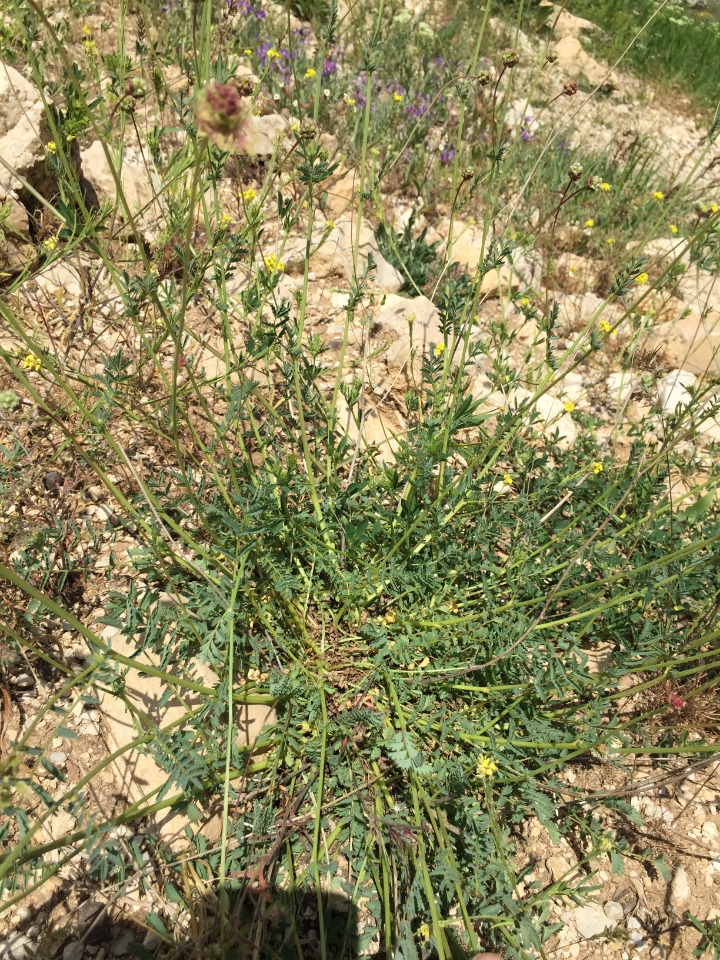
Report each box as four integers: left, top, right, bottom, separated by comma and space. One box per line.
375, 211, 440, 293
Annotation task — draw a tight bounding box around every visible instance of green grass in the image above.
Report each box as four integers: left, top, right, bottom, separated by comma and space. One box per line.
567, 0, 720, 108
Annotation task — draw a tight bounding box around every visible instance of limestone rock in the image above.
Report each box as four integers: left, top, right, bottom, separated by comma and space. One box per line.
646, 311, 720, 377
554, 35, 612, 89
553, 253, 600, 296
656, 369, 696, 414
80, 141, 153, 218
374, 294, 442, 385
335, 218, 403, 292
326, 168, 360, 216
669, 865, 691, 910
552, 8, 596, 39
242, 112, 286, 156
0, 62, 51, 197
96, 624, 276, 849
573, 903, 618, 940
0, 187, 33, 276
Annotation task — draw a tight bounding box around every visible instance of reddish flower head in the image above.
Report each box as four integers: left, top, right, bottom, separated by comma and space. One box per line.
195, 82, 249, 151
669, 693, 685, 710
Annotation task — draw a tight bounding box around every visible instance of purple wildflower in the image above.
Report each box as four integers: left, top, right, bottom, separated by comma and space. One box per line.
406, 93, 431, 121
440, 145, 455, 164
322, 57, 338, 78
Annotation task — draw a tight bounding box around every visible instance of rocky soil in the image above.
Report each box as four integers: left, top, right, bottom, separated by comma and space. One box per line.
1, 2, 720, 958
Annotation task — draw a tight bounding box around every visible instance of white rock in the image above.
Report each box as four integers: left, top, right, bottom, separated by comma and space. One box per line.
574, 903, 614, 939
701, 821, 719, 844
669, 865, 691, 909
546, 856, 573, 882
335, 219, 403, 292
604, 901, 624, 923
80, 141, 153, 219
657, 370, 697, 415
0, 62, 51, 196
0, 933, 38, 959
49, 751, 66, 765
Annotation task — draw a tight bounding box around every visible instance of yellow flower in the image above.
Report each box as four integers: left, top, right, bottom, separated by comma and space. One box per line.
502, 473, 513, 486
82, 39, 97, 57
606, 237, 615, 245
82, 23, 92, 36
263, 253, 285, 273
584, 218, 594, 228
711, 203, 719, 213
635, 272, 649, 285
476, 755, 498, 778
393, 91, 403, 102
242, 188, 257, 203
653, 191, 664, 201
42, 236, 58, 252
418, 923, 431, 942
600, 182, 611, 192
564, 400, 575, 413
304, 67, 316, 79
266, 47, 281, 60
65, 134, 75, 143
669, 224, 678, 234
244, 48, 252, 56
22, 353, 42, 372
592, 461, 603, 475
344, 96, 356, 106
46, 141, 57, 154
519, 296, 530, 308
434, 342, 445, 358
219, 212, 234, 227
325, 219, 335, 231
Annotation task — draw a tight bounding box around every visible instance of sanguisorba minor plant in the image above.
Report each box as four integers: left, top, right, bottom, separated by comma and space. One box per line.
1, 0, 720, 957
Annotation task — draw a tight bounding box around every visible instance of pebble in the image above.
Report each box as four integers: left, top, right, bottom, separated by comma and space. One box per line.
574, 904, 613, 939
63, 944, 84, 960
13, 908, 31, 924
604, 900, 624, 923
547, 856, 573, 882
669, 865, 691, 909
87, 485, 105, 502
49, 752, 67, 765
13, 674, 34, 690
650, 947, 668, 959
701, 822, 719, 844
109, 929, 134, 957
0, 934, 38, 959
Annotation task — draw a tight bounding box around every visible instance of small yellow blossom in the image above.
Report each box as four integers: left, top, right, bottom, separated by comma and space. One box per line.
46, 141, 57, 154
710, 203, 719, 213
591, 461, 603, 475
600, 182, 611, 192
669, 224, 678, 234
65, 134, 75, 143
22, 353, 42, 372
393, 91, 403, 102
82, 39, 97, 57
219, 212, 234, 227
502, 473, 513, 486
82, 23, 92, 36
244, 48, 252, 56
635, 272, 649, 285
242, 188, 257, 203
434, 342, 445, 358
653, 191, 664, 201
418, 923, 431, 942
265, 47, 281, 60
584, 218, 594, 228
42, 236, 58, 252
598, 319, 613, 335
619, 510, 626, 519
304, 67, 316, 79
476, 755, 498, 778
606, 237, 615, 245
564, 400, 575, 413
325, 219, 335, 231
344, 96, 356, 106
519, 296, 530, 308
263, 253, 285, 273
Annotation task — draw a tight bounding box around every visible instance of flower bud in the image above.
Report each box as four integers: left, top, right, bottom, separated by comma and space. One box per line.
545, 50, 558, 64
477, 69, 492, 86
461, 166, 474, 181
563, 80, 578, 97
501, 49, 520, 69
568, 162, 583, 182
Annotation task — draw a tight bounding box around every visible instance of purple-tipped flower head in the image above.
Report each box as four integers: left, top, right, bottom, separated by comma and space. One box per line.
195, 82, 249, 152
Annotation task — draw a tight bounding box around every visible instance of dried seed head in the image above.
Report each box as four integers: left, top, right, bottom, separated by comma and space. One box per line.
563, 80, 578, 97
501, 49, 520, 69
568, 162, 584, 182
298, 119, 317, 142
233, 75, 255, 97
195, 82, 249, 152
545, 50, 558, 64
477, 69, 492, 86
461, 166, 475, 181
